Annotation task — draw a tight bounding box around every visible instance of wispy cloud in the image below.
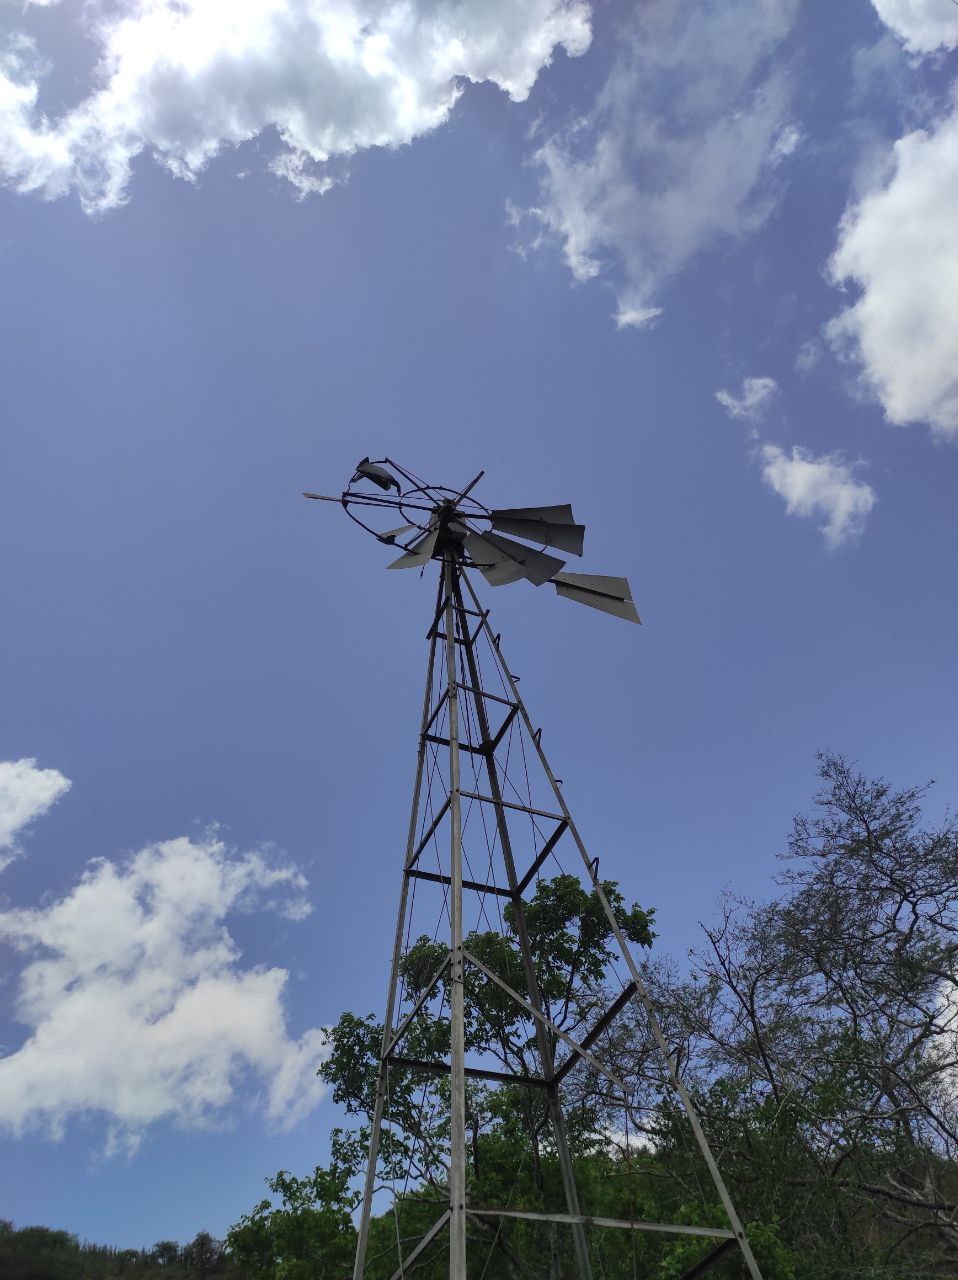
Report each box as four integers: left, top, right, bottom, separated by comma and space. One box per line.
516, 0, 801, 326
0, 758, 71, 872
0, 765, 326, 1152
0, 0, 590, 211
715, 376, 780, 425
827, 105, 958, 441
759, 445, 877, 548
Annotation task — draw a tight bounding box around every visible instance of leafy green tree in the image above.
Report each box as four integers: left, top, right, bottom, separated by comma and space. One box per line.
233, 757, 958, 1277
227, 1131, 362, 1278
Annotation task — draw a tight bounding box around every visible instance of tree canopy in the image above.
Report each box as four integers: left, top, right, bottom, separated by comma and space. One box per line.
229, 753, 958, 1278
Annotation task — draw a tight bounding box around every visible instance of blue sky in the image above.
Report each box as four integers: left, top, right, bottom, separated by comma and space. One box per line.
1, 0, 957, 1250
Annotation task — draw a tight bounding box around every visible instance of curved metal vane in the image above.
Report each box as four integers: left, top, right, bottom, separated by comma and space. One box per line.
304, 456, 640, 623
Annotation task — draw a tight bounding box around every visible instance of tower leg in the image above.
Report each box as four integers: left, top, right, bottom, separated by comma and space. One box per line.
445, 555, 469, 1279
353, 597, 441, 1280
452, 575, 593, 1280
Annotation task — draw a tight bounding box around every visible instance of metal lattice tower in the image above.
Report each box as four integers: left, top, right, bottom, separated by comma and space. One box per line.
305, 459, 763, 1280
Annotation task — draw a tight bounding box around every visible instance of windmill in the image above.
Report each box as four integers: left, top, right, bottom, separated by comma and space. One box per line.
305, 458, 763, 1280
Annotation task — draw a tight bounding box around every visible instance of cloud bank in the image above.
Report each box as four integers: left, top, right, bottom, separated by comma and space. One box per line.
0, 762, 326, 1152
0, 758, 71, 871
0, 0, 590, 211
870, 0, 958, 54
760, 445, 876, 548
520, 0, 800, 326
827, 105, 958, 441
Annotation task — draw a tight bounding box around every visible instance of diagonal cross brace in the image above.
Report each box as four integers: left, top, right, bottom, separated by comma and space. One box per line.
385, 950, 451, 1058
516, 818, 569, 896
551, 980, 637, 1089
386, 1210, 450, 1280
461, 948, 628, 1094
406, 796, 451, 869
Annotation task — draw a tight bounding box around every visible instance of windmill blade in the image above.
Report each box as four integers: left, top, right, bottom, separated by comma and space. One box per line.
492, 504, 576, 525
489, 507, 584, 556
465, 531, 565, 587
379, 523, 416, 544
388, 528, 438, 569
552, 571, 641, 624
352, 457, 401, 493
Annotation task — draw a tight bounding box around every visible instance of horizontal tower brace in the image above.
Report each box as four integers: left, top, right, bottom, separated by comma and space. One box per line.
423, 733, 489, 757
407, 867, 515, 899
458, 791, 564, 822
386, 1054, 550, 1091
465, 1208, 735, 1240
456, 683, 516, 709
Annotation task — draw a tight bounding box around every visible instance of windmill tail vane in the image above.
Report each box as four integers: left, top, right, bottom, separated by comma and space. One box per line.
304, 457, 763, 1280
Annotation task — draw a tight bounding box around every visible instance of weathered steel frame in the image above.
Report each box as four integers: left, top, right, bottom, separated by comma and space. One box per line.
460, 567, 765, 1280
351, 558, 764, 1280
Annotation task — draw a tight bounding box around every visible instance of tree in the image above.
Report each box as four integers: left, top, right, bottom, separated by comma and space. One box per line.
233, 756, 958, 1277
610, 753, 958, 1276
227, 1132, 362, 1279
182, 1232, 223, 1278
151, 1241, 181, 1267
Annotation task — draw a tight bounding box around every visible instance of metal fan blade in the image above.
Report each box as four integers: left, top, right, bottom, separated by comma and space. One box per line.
489, 513, 584, 556
492, 504, 576, 526
352, 457, 401, 493
465, 531, 565, 587
379, 523, 416, 544
552, 572, 641, 624
388, 528, 438, 569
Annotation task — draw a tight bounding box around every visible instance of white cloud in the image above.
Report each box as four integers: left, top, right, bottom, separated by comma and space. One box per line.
0, 758, 71, 871
759, 444, 876, 548
0, 821, 327, 1149
827, 106, 958, 440
519, 0, 800, 325
870, 0, 958, 54
0, 0, 590, 212
716, 376, 780, 423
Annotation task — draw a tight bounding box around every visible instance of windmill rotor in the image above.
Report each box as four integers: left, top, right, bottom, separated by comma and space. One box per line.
304, 456, 641, 622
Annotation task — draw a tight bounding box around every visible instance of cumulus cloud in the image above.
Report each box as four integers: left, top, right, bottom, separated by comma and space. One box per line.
827, 106, 958, 440
716, 376, 780, 423
870, 0, 958, 54
0, 758, 71, 871
518, 0, 800, 326
0, 806, 327, 1149
0, 0, 590, 211
760, 444, 876, 548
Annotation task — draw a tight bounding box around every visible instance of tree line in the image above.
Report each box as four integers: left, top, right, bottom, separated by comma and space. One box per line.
0, 1222, 238, 1280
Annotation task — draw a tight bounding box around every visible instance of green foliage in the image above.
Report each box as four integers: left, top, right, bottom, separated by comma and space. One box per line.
226, 1131, 361, 1279
0, 1222, 235, 1280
